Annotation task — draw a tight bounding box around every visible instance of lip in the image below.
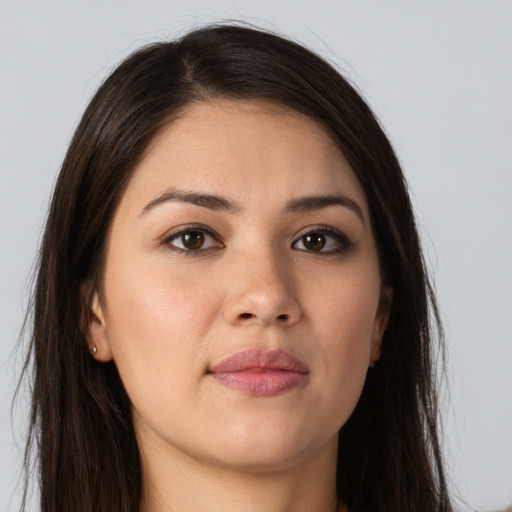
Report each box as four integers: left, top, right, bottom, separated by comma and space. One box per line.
208, 348, 309, 396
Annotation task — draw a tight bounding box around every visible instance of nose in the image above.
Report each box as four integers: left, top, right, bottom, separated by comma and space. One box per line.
222, 251, 302, 328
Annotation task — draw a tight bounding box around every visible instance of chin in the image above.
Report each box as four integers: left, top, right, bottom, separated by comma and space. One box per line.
203, 419, 338, 473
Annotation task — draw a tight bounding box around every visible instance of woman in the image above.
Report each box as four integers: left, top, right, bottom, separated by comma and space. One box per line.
20, 24, 452, 511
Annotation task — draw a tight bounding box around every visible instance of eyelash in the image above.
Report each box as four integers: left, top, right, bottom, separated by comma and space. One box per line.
161, 224, 354, 256
292, 225, 354, 255
162, 224, 224, 256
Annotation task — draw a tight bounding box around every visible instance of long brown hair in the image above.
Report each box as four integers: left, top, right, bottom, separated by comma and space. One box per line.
19, 23, 452, 511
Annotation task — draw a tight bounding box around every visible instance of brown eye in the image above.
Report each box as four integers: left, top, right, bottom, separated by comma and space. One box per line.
292, 227, 353, 254
302, 233, 326, 251
165, 227, 222, 253
181, 231, 205, 250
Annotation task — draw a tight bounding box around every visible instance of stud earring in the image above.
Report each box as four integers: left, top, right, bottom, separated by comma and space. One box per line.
369, 361, 375, 368
92, 345, 98, 355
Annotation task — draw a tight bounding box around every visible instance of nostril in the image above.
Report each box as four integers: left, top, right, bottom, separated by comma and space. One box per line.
276, 314, 289, 321
240, 313, 254, 319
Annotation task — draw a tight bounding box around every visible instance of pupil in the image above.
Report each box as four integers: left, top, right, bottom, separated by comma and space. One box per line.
304, 233, 325, 251
183, 231, 204, 250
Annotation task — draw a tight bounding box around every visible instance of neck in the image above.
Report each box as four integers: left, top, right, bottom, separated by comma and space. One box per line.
137, 430, 341, 512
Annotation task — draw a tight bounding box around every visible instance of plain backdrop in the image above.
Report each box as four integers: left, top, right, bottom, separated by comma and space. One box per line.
1, 1, 511, 511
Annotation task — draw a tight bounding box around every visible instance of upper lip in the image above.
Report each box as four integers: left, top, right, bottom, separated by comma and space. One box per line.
209, 348, 309, 374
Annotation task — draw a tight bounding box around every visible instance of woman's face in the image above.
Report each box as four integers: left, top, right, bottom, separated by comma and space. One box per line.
89, 99, 389, 472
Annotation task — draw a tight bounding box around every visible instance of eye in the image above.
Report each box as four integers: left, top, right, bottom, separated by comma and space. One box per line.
292, 227, 353, 254
163, 226, 223, 253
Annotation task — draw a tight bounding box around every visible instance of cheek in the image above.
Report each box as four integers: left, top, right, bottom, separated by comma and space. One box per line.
101, 259, 220, 405
106, 256, 218, 342
307, 262, 381, 351
305, 265, 380, 419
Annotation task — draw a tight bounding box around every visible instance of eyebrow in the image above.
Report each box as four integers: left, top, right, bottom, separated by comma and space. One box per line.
141, 188, 364, 222
285, 194, 364, 221
141, 189, 242, 215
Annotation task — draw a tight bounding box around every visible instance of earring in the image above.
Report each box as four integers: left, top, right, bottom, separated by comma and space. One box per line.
369, 361, 375, 368
92, 345, 98, 355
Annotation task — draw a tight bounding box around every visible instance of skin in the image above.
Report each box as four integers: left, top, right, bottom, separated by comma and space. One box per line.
87, 99, 390, 512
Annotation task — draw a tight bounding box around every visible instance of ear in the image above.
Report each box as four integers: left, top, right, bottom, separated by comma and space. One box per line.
80, 282, 113, 362
370, 286, 393, 365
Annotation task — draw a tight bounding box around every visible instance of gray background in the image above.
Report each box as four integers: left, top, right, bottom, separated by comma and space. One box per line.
1, 1, 511, 510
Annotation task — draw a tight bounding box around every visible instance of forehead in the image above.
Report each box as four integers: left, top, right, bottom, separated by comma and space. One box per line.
119, 99, 369, 216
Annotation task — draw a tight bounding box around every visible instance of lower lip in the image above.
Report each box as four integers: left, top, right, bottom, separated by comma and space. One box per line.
211, 370, 307, 396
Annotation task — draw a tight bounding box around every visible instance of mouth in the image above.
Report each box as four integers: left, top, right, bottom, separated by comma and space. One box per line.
208, 348, 309, 397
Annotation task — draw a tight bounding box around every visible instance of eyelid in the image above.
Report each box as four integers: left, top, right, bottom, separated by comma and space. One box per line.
291, 224, 354, 253
161, 224, 224, 252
